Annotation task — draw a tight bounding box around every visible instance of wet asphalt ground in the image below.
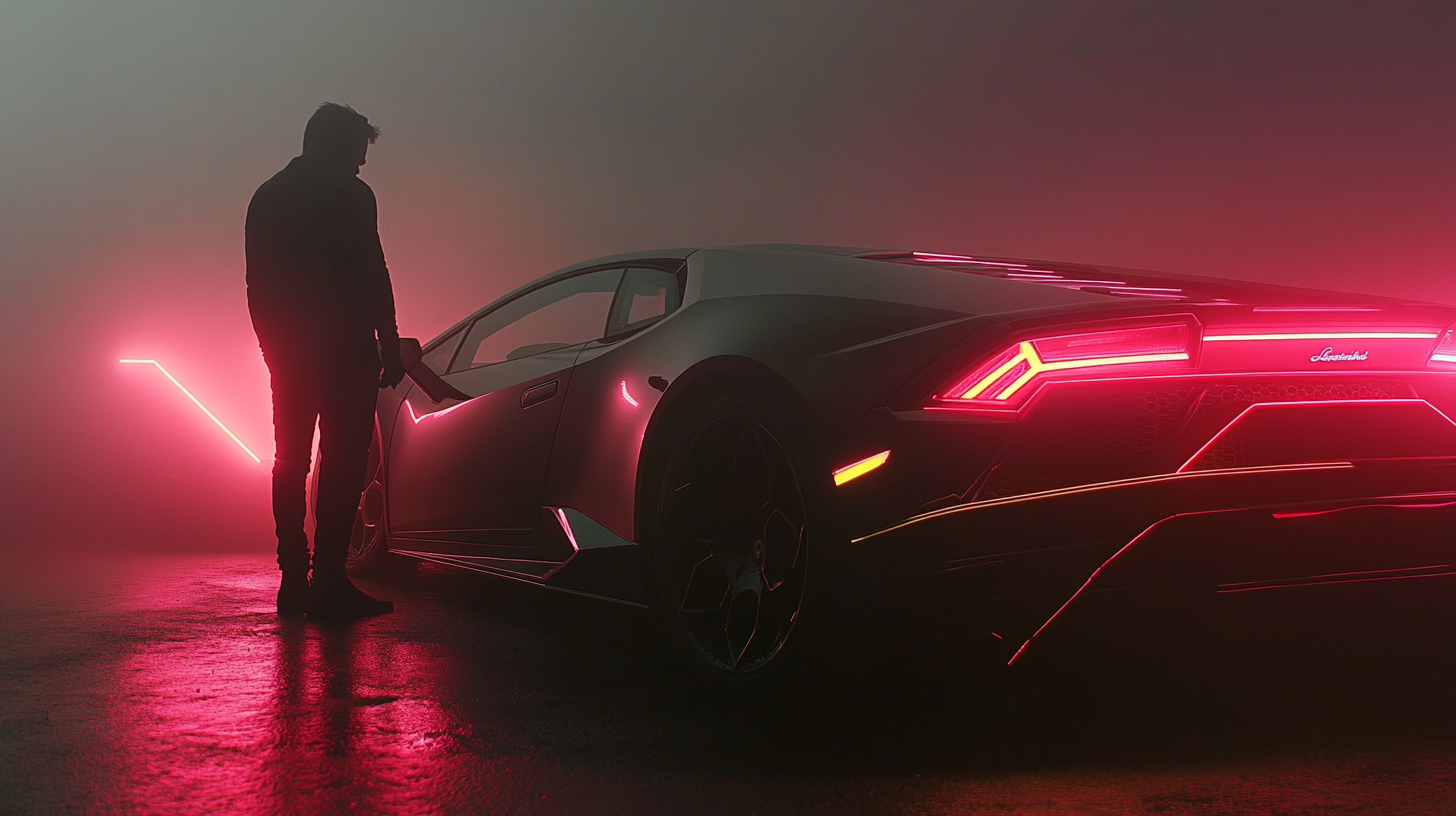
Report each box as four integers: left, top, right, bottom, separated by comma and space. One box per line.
5, 551, 1456, 814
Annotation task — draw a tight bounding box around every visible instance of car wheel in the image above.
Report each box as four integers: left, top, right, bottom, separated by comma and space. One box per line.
653, 392, 812, 683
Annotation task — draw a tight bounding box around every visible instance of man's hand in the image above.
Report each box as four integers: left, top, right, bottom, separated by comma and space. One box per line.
380, 349, 406, 389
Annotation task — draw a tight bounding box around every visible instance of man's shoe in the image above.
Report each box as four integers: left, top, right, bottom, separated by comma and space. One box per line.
307, 574, 394, 621
277, 572, 310, 615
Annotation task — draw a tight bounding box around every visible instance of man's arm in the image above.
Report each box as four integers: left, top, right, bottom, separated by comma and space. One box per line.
349, 181, 405, 387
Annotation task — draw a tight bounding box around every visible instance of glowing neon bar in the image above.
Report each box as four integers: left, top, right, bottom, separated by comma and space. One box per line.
1430, 329, 1456, 365
405, 398, 472, 424
1204, 332, 1438, 341
620, 380, 639, 407
948, 323, 1192, 404
119, 359, 262, 463
833, 450, 890, 486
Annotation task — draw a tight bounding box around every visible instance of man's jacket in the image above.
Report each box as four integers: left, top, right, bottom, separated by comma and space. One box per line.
245, 154, 399, 369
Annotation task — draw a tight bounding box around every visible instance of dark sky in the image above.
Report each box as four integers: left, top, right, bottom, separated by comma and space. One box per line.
3, 1, 1455, 550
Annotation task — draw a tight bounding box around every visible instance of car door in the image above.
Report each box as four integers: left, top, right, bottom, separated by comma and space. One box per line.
386, 267, 625, 547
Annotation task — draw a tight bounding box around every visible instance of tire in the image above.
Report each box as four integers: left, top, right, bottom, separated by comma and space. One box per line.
650, 390, 817, 684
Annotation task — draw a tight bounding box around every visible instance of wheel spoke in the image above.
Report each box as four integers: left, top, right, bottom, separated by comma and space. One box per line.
681, 556, 731, 615
671, 480, 734, 547
662, 415, 808, 676
760, 510, 803, 590
724, 587, 761, 667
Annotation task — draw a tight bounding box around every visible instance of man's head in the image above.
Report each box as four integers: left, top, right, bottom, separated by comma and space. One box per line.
302, 102, 380, 172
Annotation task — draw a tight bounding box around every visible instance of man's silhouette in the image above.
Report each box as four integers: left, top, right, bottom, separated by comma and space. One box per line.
246, 102, 405, 619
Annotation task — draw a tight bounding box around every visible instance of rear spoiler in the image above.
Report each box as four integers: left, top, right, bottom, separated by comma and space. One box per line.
398, 337, 470, 403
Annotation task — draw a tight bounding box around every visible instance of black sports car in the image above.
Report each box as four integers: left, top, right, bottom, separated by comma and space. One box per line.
345, 244, 1456, 682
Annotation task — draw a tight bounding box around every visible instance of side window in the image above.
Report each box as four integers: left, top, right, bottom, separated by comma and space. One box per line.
450, 268, 624, 372
607, 267, 683, 336
421, 328, 464, 374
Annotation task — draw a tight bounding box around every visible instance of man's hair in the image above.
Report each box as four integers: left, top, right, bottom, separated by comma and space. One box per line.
302, 102, 380, 157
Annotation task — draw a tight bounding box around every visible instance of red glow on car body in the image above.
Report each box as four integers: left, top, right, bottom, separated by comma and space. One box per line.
619, 380, 639, 407
405, 398, 474, 424
119, 359, 262, 463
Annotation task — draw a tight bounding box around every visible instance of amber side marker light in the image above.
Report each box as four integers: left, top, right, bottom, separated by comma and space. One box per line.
119, 358, 263, 463
833, 450, 890, 487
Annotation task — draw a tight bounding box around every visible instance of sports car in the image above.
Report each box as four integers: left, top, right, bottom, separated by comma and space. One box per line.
345, 244, 1456, 683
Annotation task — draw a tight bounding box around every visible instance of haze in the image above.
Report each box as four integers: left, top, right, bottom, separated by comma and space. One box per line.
2, 1, 1453, 553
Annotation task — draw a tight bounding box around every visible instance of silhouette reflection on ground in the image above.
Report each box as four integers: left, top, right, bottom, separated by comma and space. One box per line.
4, 551, 1456, 813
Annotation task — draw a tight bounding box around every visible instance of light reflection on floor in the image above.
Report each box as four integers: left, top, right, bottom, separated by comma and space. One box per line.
7, 551, 1456, 814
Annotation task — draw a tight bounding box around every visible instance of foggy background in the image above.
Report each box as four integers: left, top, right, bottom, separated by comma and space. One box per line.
2, 1, 1454, 553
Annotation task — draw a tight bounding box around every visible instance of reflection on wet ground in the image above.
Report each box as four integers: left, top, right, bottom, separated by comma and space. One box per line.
4, 552, 1456, 814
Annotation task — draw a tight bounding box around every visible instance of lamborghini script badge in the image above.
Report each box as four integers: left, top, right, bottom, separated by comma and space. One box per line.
1311, 346, 1369, 362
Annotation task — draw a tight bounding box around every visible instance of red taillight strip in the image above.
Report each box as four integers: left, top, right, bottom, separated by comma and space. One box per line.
1431, 328, 1456, 365
946, 324, 1193, 404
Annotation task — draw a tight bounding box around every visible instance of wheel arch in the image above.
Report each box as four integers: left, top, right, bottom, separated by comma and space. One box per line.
634, 355, 815, 562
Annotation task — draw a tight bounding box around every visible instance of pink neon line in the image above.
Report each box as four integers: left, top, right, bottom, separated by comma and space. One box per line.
1175, 398, 1446, 473
551, 507, 580, 553
405, 397, 473, 424
119, 359, 261, 463
1217, 568, 1456, 594
1251, 307, 1384, 313
620, 380, 639, 407
1006, 275, 1129, 286
1272, 499, 1456, 519
1221, 564, 1454, 589
1007, 513, 1212, 666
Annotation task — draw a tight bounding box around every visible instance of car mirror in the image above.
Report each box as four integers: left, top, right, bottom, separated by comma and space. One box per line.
398, 337, 470, 403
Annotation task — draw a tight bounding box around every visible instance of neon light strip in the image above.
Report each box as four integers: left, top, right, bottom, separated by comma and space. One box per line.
833, 450, 890, 486
851, 461, 1353, 544
957, 341, 1189, 402
405, 398, 473, 424
551, 508, 580, 553
620, 380, 639, 407
1217, 564, 1456, 594
1273, 498, 1456, 519
119, 359, 262, 463
1175, 399, 1449, 473
1204, 332, 1438, 341
1007, 511, 1216, 665
1251, 307, 1383, 312
1433, 354, 1456, 363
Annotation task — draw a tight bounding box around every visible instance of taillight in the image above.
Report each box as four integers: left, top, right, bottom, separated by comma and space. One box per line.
935, 322, 1194, 409
1431, 327, 1456, 369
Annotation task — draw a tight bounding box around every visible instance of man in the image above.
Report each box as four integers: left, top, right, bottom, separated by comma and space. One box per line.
246, 102, 406, 619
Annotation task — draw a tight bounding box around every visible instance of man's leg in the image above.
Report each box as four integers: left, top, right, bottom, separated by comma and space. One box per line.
308, 360, 393, 619
267, 360, 318, 613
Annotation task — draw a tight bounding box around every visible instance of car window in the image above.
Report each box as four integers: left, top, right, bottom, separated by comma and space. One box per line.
421, 328, 464, 374
450, 268, 624, 372
608, 267, 683, 336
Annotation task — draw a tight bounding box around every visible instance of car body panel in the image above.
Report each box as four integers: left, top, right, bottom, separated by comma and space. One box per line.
372, 243, 1456, 655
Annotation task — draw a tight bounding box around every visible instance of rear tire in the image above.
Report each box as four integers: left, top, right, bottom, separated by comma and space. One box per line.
650, 390, 816, 684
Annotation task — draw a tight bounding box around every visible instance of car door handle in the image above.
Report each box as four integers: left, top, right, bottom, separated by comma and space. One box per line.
521, 380, 559, 408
